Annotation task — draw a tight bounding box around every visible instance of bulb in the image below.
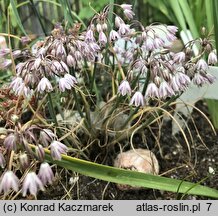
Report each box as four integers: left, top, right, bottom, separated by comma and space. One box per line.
114, 148, 159, 190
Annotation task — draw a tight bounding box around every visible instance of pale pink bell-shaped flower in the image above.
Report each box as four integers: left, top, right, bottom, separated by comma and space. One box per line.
3, 133, 17, 151
34, 57, 42, 70
144, 37, 155, 51
37, 77, 53, 93
0, 171, 19, 194
159, 81, 175, 99
19, 153, 29, 169
0, 59, 12, 69
173, 52, 186, 63
102, 23, 108, 31
171, 72, 190, 92
59, 77, 72, 92
195, 59, 208, 71
64, 73, 77, 86
0, 48, 10, 57
39, 129, 56, 147
118, 80, 131, 96
14, 83, 32, 97
99, 31, 107, 46
22, 172, 44, 197
60, 61, 69, 73
36, 145, 45, 160
123, 9, 135, 20
12, 50, 22, 59
21, 36, 31, 45
174, 72, 190, 87
153, 37, 164, 49
171, 77, 180, 92
166, 33, 177, 42
204, 73, 216, 84
74, 51, 82, 61
192, 73, 207, 86
66, 54, 76, 67
167, 25, 178, 34
118, 24, 130, 35
59, 74, 77, 92
115, 16, 124, 28
50, 141, 68, 160
130, 91, 144, 106
10, 77, 23, 91
15, 62, 24, 75
145, 82, 159, 98
109, 30, 120, 41
120, 4, 134, 20
208, 51, 217, 65
38, 162, 54, 185
96, 23, 102, 33
120, 4, 132, 10
85, 29, 95, 42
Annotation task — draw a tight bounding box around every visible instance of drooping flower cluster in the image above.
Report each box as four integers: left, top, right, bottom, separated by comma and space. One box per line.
84, 4, 135, 48
4, 23, 103, 97
2, 125, 67, 160
0, 2, 217, 198
0, 162, 54, 197
117, 23, 217, 106
0, 48, 22, 69
0, 124, 67, 196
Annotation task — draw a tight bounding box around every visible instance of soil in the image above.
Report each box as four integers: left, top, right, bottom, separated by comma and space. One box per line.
37, 100, 218, 200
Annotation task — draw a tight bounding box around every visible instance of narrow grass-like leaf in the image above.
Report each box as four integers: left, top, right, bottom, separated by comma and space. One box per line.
147, 0, 172, 20
212, 0, 218, 51
206, 99, 218, 129
9, 0, 28, 36
178, 0, 199, 38
168, 0, 187, 31
206, 0, 213, 31
207, 0, 218, 130
59, 0, 74, 27
41, 148, 218, 198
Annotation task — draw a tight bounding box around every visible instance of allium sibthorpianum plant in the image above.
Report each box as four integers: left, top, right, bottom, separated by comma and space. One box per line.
0, 3, 217, 198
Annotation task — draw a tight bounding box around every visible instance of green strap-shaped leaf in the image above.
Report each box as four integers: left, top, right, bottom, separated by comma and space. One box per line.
43, 150, 218, 199
206, 0, 213, 31
213, 0, 218, 52
178, 0, 199, 38
169, 0, 187, 31
147, 0, 173, 21
10, 0, 28, 36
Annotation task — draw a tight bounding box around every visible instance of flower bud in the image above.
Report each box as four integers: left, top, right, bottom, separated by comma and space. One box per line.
96, 23, 102, 33
102, 23, 108, 31
201, 26, 206, 36
19, 153, 29, 169
0, 153, 6, 168
36, 145, 45, 161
